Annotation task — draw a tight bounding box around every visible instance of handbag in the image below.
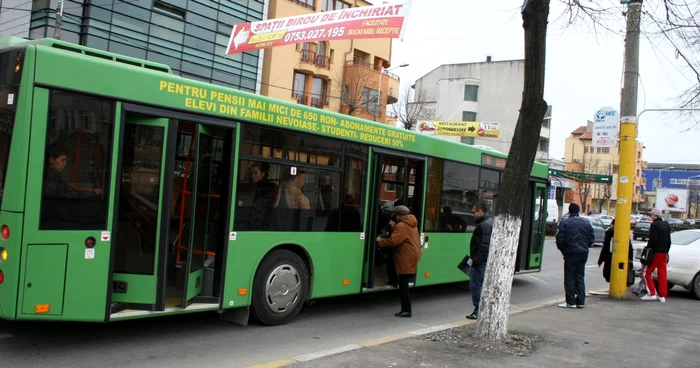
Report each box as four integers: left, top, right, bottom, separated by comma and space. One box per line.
457, 255, 472, 275
639, 247, 655, 266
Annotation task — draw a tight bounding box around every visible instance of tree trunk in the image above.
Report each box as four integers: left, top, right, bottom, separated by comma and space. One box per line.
475, 0, 550, 341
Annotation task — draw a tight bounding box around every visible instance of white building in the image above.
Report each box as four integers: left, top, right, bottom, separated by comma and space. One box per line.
412, 57, 551, 161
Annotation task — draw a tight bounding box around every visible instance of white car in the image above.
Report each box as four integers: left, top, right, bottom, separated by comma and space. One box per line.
632, 229, 700, 299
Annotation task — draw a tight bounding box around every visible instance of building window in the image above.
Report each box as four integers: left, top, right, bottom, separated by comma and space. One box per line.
602, 147, 610, 153
289, 0, 315, 10
322, 0, 350, 11
293, 72, 307, 104
584, 146, 589, 153
40, 91, 114, 230
463, 84, 478, 102
362, 87, 379, 116
538, 138, 549, 152
462, 111, 476, 121
310, 77, 328, 108
542, 117, 550, 128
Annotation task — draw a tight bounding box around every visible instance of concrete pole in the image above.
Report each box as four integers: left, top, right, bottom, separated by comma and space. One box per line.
610, 0, 642, 299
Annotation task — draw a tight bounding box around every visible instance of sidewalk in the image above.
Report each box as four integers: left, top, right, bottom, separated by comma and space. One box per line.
286, 289, 700, 368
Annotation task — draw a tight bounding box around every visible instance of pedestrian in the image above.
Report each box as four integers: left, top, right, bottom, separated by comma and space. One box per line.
641, 207, 672, 303
466, 202, 493, 320
555, 203, 594, 309
376, 205, 422, 317
597, 218, 634, 284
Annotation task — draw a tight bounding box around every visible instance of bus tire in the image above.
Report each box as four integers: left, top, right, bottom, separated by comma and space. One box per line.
251, 249, 308, 326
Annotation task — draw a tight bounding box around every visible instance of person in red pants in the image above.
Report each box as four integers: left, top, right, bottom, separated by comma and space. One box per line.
641, 207, 672, 303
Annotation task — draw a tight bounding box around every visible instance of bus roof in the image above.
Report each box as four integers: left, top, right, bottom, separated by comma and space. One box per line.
14, 37, 548, 178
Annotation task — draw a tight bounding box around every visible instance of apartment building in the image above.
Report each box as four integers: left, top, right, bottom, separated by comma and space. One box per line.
563, 121, 646, 215
412, 58, 551, 160
260, 0, 399, 124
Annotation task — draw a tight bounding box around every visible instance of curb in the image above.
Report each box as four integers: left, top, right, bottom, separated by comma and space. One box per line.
246, 288, 608, 368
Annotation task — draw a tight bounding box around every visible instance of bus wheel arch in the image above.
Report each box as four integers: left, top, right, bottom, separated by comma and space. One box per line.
251, 244, 313, 326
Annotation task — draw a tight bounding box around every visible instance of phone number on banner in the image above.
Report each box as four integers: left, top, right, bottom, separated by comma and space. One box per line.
284, 27, 346, 43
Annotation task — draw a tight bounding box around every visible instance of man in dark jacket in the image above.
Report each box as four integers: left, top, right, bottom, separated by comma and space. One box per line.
556, 203, 594, 309
466, 202, 493, 320
641, 207, 672, 303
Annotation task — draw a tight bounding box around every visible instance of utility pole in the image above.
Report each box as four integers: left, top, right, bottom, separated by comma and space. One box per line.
53, 0, 64, 40
610, 0, 642, 299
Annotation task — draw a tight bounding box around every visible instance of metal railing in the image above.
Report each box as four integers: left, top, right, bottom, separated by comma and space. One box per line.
292, 91, 308, 105
345, 60, 401, 80
314, 54, 331, 69
310, 96, 329, 108
300, 49, 315, 64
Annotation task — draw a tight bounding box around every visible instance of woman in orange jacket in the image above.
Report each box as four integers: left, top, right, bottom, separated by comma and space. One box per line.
376, 205, 422, 317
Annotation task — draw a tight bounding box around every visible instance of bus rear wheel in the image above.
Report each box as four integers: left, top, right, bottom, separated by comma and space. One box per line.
251, 249, 308, 326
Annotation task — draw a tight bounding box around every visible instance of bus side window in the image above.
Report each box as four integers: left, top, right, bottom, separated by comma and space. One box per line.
39, 90, 114, 230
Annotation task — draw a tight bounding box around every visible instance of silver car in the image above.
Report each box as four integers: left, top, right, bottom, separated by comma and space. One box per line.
580, 216, 606, 246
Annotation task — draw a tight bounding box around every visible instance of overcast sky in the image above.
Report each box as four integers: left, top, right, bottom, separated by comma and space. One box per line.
388, 0, 699, 165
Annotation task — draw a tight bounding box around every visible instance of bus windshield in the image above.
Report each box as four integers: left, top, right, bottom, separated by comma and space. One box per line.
0, 47, 25, 209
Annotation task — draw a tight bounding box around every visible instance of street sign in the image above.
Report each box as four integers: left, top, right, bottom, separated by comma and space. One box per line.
592, 106, 619, 148
549, 168, 613, 184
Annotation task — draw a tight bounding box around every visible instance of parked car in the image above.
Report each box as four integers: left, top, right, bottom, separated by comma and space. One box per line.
632, 229, 700, 299
668, 218, 683, 227
580, 215, 605, 246
597, 215, 614, 227
633, 221, 651, 241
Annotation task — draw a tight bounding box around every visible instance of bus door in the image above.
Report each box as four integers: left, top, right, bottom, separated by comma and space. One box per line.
110, 112, 171, 311
515, 182, 546, 272
178, 125, 228, 308
362, 148, 426, 289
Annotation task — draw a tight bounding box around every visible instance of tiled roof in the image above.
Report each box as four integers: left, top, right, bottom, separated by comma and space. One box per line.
571, 126, 587, 135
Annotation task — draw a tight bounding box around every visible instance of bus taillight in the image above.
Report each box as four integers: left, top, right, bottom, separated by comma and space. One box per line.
0, 270, 4, 283
0, 225, 8, 240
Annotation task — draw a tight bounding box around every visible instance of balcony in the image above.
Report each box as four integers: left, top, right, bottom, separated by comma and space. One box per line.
310, 95, 329, 108
299, 49, 332, 76
343, 60, 400, 107
289, 0, 314, 10
292, 91, 308, 105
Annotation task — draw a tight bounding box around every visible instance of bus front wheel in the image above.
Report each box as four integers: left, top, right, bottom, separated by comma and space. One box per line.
251, 249, 309, 326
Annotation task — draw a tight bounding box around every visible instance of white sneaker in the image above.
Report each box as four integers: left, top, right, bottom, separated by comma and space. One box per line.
641, 294, 658, 301
558, 302, 576, 308
658, 297, 666, 303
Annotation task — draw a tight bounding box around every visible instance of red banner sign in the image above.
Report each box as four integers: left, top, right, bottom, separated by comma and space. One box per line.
226, 0, 413, 54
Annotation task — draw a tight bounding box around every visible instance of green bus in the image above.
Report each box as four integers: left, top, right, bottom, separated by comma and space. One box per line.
0, 37, 548, 325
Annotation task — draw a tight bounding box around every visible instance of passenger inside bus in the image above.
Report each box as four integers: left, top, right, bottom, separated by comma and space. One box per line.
247, 161, 279, 231
43, 145, 103, 198
41, 145, 105, 230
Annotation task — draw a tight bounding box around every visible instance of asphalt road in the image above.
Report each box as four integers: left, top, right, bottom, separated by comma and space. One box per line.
0, 239, 646, 368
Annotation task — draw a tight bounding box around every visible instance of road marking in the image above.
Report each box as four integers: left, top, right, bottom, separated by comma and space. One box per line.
292, 344, 363, 362
247, 360, 297, 368
0, 333, 12, 340
586, 264, 598, 268
409, 323, 458, 335
360, 333, 413, 347
524, 274, 548, 284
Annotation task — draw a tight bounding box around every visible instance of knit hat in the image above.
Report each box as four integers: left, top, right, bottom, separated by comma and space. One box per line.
394, 205, 410, 216
650, 207, 662, 216
569, 203, 580, 214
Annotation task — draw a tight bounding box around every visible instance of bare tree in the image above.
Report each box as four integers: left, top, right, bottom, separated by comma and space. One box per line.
391, 84, 433, 131
332, 64, 379, 118
474, 0, 551, 341
641, 0, 700, 128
